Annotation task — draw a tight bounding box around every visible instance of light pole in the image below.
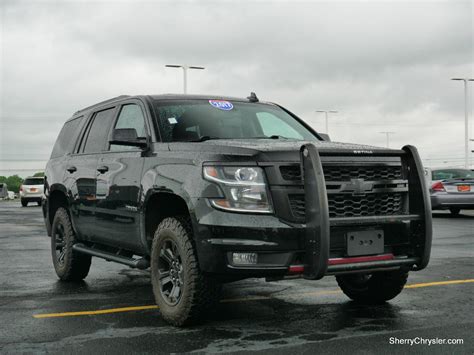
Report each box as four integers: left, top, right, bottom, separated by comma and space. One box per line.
379, 131, 395, 148
165, 64, 205, 94
315, 110, 338, 134
451, 78, 474, 168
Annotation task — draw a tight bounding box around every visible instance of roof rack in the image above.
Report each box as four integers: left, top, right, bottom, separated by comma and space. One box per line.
74, 95, 130, 115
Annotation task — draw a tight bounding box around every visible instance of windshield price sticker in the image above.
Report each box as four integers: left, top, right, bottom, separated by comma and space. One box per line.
209, 100, 233, 111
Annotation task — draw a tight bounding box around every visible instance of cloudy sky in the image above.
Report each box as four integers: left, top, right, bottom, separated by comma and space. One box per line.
0, 0, 473, 176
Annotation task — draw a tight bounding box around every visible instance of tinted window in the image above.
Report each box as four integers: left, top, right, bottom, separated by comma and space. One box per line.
50, 116, 83, 158
24, 178, 44, 185
257, 112, 304, 140
154, 100, 318, 142
432, 169, 474, 180
110, 104, 146, 151
83, 108, 116, 153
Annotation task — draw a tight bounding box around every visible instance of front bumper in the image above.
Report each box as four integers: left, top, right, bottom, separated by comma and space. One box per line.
193, 145, 432, 280
431, 192, 474, 210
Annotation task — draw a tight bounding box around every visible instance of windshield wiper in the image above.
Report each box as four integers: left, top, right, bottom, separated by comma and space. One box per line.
251, 135, 292, 140
187, 136, 221, 142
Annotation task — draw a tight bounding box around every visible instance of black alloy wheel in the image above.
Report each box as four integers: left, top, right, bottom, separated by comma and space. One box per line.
158, 239, 184, 306
54, 222, 67, 266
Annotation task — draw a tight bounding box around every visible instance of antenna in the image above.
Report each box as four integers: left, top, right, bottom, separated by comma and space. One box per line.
247, 92, 259, 103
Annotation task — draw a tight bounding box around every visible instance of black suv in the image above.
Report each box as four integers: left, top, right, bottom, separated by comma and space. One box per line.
43, 94, 432, 326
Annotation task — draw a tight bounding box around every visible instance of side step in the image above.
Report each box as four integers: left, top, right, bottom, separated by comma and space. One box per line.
72, 243, 150, 270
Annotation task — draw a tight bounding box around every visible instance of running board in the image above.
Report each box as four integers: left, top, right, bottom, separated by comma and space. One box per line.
72, 243, 150, 270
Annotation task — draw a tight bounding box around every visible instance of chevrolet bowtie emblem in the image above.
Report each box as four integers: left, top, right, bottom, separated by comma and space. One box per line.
345, 178, 374, 195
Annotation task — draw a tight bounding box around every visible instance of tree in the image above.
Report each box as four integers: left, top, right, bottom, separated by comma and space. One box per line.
33, 172, 45, 177
3, 175, 24, 193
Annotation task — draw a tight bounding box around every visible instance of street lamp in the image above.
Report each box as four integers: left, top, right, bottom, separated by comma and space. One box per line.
451, 78, 474, 168
315, 110, 338, 134
379, 131, 395, 148
165, 64, 205, 94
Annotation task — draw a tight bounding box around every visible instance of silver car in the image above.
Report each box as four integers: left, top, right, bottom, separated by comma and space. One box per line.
19, 176, 45, 207
427, 168, 474, 215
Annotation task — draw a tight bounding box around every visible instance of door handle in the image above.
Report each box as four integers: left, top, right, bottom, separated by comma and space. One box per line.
66, 166, 77, 173
97, 166, 109, 174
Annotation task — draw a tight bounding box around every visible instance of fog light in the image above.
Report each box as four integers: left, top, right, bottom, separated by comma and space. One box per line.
232, 252, 258, 265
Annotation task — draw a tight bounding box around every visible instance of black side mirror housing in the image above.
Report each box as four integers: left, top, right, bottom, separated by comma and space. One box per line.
110, 128, 148, 148
319, 133, 331, 142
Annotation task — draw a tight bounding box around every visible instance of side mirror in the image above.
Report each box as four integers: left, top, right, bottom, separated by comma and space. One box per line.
319, 133, 331, 141
109, 128, 148, 148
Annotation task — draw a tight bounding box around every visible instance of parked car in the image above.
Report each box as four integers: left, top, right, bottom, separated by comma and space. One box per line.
43, 94, 432, 326
0, 183, 8, 199
20, 177, 45, 206
427, 168, 474, 215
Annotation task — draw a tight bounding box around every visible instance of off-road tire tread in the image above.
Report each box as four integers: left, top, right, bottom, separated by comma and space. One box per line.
151, 216, 221, 326
449, 208, 460, 216
51, 208, 91, 281
336, 270, 408, 304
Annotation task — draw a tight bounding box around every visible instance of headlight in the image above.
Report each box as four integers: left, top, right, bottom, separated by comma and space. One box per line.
203, 166, 273, 213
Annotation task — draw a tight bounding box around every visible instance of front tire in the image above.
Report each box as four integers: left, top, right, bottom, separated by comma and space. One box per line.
336, 269, 408, 304
51, 207, 91, 281
151, 216, 221, 326
21, 199, 28, 207
449, 207, 460, 216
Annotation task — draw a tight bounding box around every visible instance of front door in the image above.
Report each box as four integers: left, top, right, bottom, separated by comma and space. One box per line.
94, 103, 148, 251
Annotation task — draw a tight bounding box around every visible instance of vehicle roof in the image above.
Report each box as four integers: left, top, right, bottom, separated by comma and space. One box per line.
69, 93, 274, 121
149, 93, 273, 104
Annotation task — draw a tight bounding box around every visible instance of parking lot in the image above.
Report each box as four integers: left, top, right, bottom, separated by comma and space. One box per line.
0, 201, 472, 354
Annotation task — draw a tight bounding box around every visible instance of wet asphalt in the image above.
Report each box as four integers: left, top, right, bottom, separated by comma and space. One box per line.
0, 201, 472, 354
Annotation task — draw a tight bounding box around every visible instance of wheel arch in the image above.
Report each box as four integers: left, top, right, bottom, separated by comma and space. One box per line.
46, 185, 69, 236
143, 191, 194, 251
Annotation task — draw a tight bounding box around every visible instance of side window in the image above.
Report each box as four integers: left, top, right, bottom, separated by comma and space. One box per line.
110, 104, 147, 151
83, 108, 116, 154
50, 116, 84, 158
256, 112, 304, 140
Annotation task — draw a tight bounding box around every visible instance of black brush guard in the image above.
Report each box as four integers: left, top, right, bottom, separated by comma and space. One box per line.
300, 144, 432, 280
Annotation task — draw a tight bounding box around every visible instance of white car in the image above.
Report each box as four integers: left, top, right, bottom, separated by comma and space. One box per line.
20, 177, 45, 207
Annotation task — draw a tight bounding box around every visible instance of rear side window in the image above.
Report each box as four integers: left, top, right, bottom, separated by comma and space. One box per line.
50, 116, 84, 158
83, 108, 116, 153
24, 178, 44, 185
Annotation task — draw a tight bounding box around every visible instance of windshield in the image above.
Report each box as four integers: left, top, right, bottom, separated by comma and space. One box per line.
24, 178, 44, 185
432, 169, 474, 180
153, 100, 319, 142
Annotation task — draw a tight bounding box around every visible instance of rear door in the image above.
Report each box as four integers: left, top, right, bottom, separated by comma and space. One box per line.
94, 101, 149, 251
67, 107, 117, 240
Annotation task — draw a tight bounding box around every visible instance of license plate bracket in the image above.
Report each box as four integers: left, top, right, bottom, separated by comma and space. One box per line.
346, 230, 384, 256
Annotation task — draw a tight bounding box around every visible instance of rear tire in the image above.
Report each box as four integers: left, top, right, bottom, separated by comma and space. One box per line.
151, 216, 221, 326
336, 269, 408, 304
449, 208, 460, 216
51, 207, 91, 281
21, 199, 28, 207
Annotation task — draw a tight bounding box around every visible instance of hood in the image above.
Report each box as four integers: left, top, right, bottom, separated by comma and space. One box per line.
166, 139, 393, 162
